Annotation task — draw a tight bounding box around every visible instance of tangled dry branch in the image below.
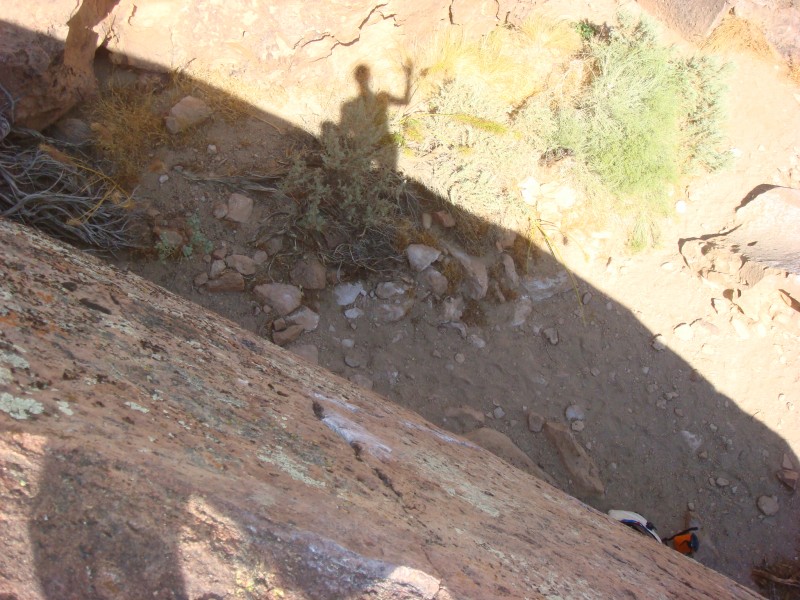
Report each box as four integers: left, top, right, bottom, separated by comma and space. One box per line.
0, 85, 138, 251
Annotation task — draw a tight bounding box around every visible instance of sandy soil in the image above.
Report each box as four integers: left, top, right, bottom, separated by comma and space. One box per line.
94, 17, 800, 591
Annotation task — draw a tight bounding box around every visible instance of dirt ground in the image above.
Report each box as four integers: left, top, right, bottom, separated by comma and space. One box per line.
81, 9, 800, 592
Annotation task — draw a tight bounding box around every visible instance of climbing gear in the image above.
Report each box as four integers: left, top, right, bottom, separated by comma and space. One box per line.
663, 527, 700, 556
608, 510, 700, 557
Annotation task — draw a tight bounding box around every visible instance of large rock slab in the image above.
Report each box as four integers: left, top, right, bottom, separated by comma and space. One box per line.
0, 221, 762, 598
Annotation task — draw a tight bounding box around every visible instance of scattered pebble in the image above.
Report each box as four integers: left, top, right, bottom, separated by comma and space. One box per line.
571, 421, 585, 432
565, 404, 585, 422
527, 412, 545, 433
493, 406, 506, 419
651, 335, 666, 351
542, 327, 559, 345
454, 353, 466, 364
757, 495, 779, 516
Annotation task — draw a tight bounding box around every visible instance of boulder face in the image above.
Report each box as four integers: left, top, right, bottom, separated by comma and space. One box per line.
0, 219, 763, 598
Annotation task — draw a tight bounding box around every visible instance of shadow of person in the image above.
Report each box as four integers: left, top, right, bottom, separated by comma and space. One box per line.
337, 62, 412, 172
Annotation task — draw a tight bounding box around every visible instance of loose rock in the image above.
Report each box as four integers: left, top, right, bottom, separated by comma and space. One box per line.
209, 259, 227, 279
253, 283, 302, 316
449, 247, 488, 300
344, 307, 364, 320
289, 344, 319, 364
510, 297, 532, 328
493, 406, 505, 419
193, 272, 209, 287
225, 193, 254, 224
527, 412, 545, 433
465, 428, 555, 485
419, 267, 448, 296
291, 257, 327, 290
542, 327, 559, 345
443, 405, 485, 433
344, 351, 366, 368
376, 301, 412, 323
757, 495, 779, 516
285, 306, 320, 332
348, 373, 374, 390
406, 245, 441, 272
204, 271, 245, 293
165, 96, 211, 134
272, 324, 304, 346
565, 405, 585, 422
376, 281, 407, 299
544, 422, 605, 496
333, 282, 364, 306
226, 254, 256, 276
652, 335, 667, 351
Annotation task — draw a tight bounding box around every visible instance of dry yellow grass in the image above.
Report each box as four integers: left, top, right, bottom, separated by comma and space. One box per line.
703, 15, 775, 59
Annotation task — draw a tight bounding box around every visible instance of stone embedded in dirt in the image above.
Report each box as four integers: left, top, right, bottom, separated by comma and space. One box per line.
285, 306, 320, 332
730, 317, 752, 339
406, 244, 441, 272
510, 297, 532, 328
253, 283, 302, 316
468, 334, 486, 349
757, 495, 779, 516
527, 412, 545, 433
348, 373, 374, 390
544, 422, 605, 496
376, 281, 407, 299
680, 430, 703, 453
433, 210, 456, 228
226, 254, 256, 276
465, 428, 555, 486
344, 350, 365, 368
441, 296, 464, 322
225, 193, 254, 224
288, 343, 318, 364
376, 301, 412, 323
674, 323, 694, 341
493, 406, 505, 419
204, 271, 245, 293
571, 421, 585, 432
565, 405, 585, 422
500, 253, 519, 289
164, 95, 212, 134
290, 257, 327, 290
521, 271, 571, 302
777, 468, 799, 491
496, 229, 517, 250
193, 272, 209, 287
155, 228, 185, 248
272, 324, 304, 347
344, 307, 364, 320
212, 203, 228, 219
252, 250, 269, 265
443, 405, 485, 433
448, 247, 488, 301
783, 453, 795, 470
263, 236, 283, 257
209, 259, 227, 279
651, 335, 667, 351
715, 477, 730, 487
419, 267, 448, 296
421, 212, 433, 229
51, 117, 92, 146
333, 282, 364, 306
211, 244, 228, 260
542, 327, 559, 345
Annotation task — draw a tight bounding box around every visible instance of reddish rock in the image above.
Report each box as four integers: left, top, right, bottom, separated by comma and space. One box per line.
272, 323, 304, 346
204, 270, 244, 292
544, 421, 605, 496
433, 210, 456, 228
225, 254, 256, 276
224, 193, 254, 224
253, 283, 302, 316
164, 96, 212, 134
290, 257, 327, 290
465, 428, 555, 486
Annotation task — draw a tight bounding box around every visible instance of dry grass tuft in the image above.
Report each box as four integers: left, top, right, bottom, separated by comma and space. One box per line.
703, 15, 775, 59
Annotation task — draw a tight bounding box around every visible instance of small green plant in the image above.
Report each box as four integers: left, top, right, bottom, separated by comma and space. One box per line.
155, 232, 180, 262
186, 212, 213, 255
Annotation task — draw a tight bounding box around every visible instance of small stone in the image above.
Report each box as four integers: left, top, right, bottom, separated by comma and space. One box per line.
510, 297, 532, 327
211, 244, 228, 260
699, 450, 708, 460
291, 257, 327, 290
527, 412, 545, 433
542, 327, 559, 345
204, 271, 245, 293
419, 267, 448, 296
493, 406, 506, 419
454, 353, 466, 364
571, 421, 585, 432
433, 210, 456, 228
164, 96, 211, 133
252, 250, 269, 265
449, 247, 488, 300
757, 495, 779, 516
674, 323, 694, 341
582, 292, 592, 305
715, 477, 729, 487
209, 259, 227, 279
272, 324, 304, 346
500, 253, 520, 288
406, 244, 441, 272
333, 282, 365, 306
207, 144, 217, 154
709, 423, 718, 432
377, 301, 412, 322
651, 335, 667, 351
565, 405, 585, 422
193, 272, 209, 287
253, 283, 302, 316
731, 317, 751, 339
468, 334, 486, 349
289, 344, 318, 364
664, 392, 679, 401
349, 373, 374, 390
687, 502, 695, 511
442, 296, 464, 322
226, 254, 256, 276
376, 281, 407, 299
225, 193, 254, 223
674, 408, 685, 417
590, 367, 600, 377
155, 228, 184, 248
344, 307, 364, 320
344, 351, 365, 368
158, 174, 169, 184
263, 236, 283, 256
777, 469, 798, 491
285, 306, 320, 332
341, 339, 355, 349
421, 213, 433, 229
